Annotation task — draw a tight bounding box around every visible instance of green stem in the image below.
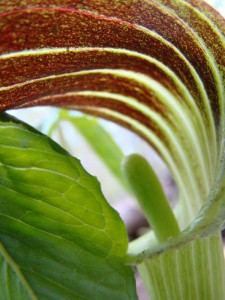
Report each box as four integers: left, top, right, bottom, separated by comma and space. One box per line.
138, 231, 225, 300
122, 154, 180, 243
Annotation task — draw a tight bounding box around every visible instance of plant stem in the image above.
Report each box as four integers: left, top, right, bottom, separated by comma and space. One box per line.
138, 231, 225, 300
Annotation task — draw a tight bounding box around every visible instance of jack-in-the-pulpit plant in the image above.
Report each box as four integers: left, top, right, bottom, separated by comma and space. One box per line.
0, 0, 225, 299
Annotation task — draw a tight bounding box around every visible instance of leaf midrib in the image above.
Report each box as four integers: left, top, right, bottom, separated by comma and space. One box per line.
0, 242, 38, 300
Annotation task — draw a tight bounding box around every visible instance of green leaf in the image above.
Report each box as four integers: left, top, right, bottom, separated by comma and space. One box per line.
0, 243, 36, 300
0, 113, 137, 300
54, 110, 128, 189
